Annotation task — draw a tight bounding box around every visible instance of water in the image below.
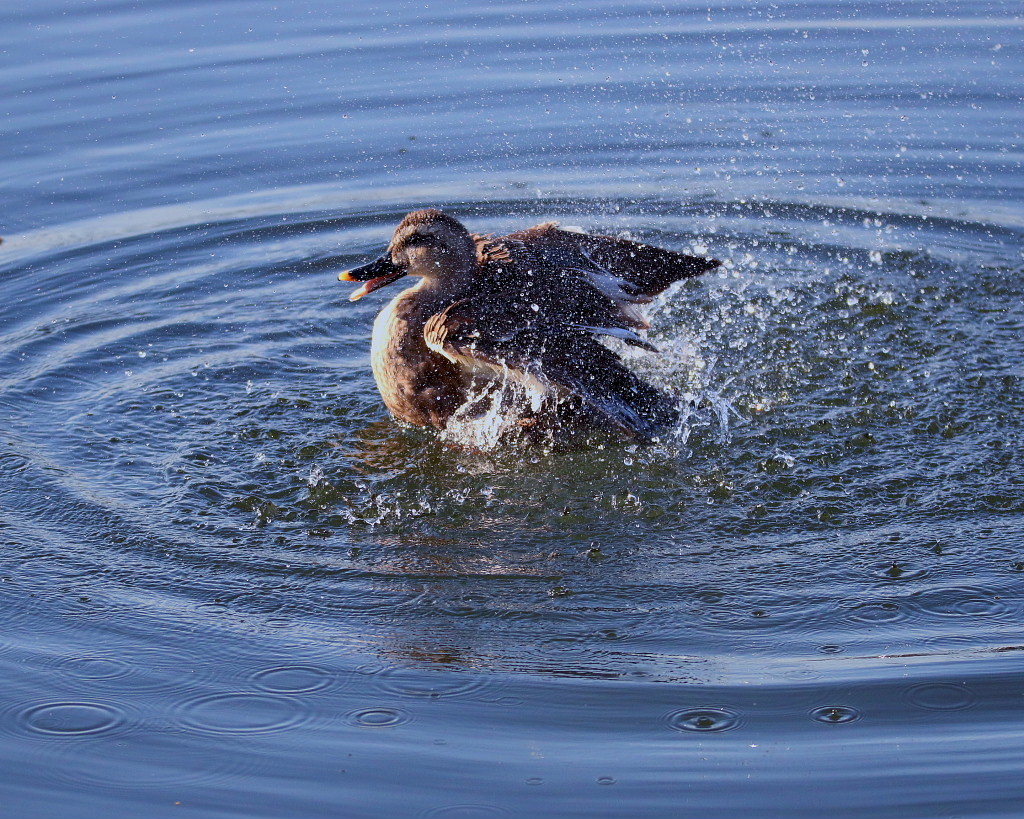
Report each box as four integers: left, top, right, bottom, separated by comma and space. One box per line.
2, 1, 1023, 816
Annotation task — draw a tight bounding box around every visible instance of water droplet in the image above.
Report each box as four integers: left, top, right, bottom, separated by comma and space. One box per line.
666, 707, 740, 733
873, 561, 927, 581
810, 705, 861, 724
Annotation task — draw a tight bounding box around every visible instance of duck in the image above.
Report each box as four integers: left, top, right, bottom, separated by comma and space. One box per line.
339, 209, 719, 442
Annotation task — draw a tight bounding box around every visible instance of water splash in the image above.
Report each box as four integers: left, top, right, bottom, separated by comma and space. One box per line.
436, 334, 739, 453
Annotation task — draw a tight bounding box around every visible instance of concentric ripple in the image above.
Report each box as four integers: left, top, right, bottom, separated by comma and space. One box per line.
10, 702, 126, 738
905, 683, 978, 712
39, 732, 262, 791
56, 656, 132, 681
810, 706, 862, 725
1, 190, 1023, 813
176, 693, 310, 736
250, 665, 336, 695
376, 667, 492, 700
665, 707, 741, 733
346, 707, 412, 728
2, 195, 1022, 686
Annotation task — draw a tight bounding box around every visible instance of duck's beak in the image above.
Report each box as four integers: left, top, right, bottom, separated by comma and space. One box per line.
339, 255, 407, 302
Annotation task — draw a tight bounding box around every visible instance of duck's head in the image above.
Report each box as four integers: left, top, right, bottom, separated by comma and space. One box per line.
340, 209, 477, 301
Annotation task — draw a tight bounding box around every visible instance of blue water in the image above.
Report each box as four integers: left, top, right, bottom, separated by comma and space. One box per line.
2, 1, 1023, 817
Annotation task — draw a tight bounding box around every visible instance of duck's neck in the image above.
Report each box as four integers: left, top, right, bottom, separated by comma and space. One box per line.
409, 268, 477, 301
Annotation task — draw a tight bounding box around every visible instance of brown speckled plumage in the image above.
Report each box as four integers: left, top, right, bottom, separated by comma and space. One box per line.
341, 209, 719, 441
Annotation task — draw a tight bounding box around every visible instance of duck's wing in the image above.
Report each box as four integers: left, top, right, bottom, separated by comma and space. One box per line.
423, 298, 678, 439
536, 224, 720, 299
476, 223, 719, 342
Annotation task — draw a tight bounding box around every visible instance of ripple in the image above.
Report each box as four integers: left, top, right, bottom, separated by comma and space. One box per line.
345, 706, 412, 728
666, 707, 741, 733
41, 732, 261, 791
14, 701, 125, 737
421, 806, 512, 819
377, 667, 490, 700
911, 586, 1011, 619
177, 693, 309, 735
697, 598, 825, 635
779, 668, 824, 682
810, 705, 862, 725
251, 664, 335, 694
112, 647, 218, 694
905, 683, 977, 712
921, 634, 991, 654
1, 191, 1022, 700
57, 656, 132, 681
846, 600, 905, 624
870, 562, 928, 582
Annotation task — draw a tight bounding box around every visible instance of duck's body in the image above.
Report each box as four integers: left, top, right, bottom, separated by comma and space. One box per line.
369, 282, 468, 428
341, 210, 719, 441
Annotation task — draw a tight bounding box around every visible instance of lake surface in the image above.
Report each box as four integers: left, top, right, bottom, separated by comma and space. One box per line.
2, 1, 1023, 816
